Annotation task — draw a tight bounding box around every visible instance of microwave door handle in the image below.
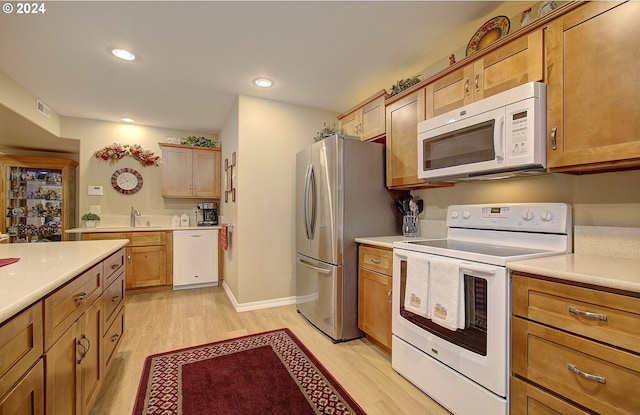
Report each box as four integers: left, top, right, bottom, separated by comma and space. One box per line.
496, 115, 505, 161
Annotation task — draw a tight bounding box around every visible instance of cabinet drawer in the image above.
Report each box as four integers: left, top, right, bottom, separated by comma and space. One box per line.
512, 274, 640, 353
359, 245, 392, 275
511, 376, 591, 415
103, 272, 125, 330
81, 232, 127, 241
103, 248, 125, 288
103, 306, 124, 372
128, 231, 166, 246
44, 263, 102, 350
0, 302, 43, 399
512, 317, 640, 415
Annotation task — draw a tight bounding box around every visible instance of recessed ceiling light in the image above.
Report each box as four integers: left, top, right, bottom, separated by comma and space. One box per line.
253, 78, 274, 88
121, 117, 135, 123
112, 49, 136, 61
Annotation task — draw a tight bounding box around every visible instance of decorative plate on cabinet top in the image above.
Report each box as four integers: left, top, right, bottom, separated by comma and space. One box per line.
466, 15, 510, 56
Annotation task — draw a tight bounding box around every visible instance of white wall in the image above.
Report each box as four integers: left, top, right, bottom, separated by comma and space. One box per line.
412, 169, 640, 236
60, 117, 219, 222
222, 95, 338, 305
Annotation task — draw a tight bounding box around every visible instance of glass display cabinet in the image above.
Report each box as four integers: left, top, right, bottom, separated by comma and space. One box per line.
1, 155, 78, 243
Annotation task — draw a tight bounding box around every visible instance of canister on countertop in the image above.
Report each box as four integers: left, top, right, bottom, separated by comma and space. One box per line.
172, 214, 180, 228
180, 212, 189, 227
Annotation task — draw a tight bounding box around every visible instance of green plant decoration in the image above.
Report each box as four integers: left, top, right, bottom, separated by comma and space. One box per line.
389, 75, 422, 96
81, 212, 101, 221
180, 136, 217, 148
313, 123, 338, 142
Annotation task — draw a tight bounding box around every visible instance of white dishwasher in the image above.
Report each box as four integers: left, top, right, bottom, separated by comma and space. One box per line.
173, 229, 218, 290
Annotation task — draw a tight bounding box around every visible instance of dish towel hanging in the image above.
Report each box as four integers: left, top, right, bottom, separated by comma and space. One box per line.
220, 224, 228, 251
429, 257, 465, 331
404, 252, 430, 318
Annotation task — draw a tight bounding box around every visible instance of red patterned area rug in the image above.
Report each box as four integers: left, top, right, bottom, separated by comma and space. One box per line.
132, 328, 367, 415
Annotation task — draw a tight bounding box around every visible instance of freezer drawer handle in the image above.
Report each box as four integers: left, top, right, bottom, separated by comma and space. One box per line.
568, 306, 607, 321
297, 258, 331, 274
567, 364, 606, 384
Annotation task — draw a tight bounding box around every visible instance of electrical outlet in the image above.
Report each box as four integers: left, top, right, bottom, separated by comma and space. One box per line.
90, 205, 101, 214
193, 207, 199, 215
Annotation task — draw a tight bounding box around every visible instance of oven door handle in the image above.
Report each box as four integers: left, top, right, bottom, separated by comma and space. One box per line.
459, 263, 497, 277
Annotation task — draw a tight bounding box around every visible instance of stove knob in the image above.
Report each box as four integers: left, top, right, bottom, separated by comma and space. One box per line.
521, 210, 535, 221
540, 210, 554, 221
462, 210, 471, 219
451, 211, 459, 219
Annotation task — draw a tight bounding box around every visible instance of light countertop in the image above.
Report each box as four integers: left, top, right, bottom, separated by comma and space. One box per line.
509, 254, 640, 294
355, 235, 444, 249
66, 225, 221, 234
0, 240, 128, 324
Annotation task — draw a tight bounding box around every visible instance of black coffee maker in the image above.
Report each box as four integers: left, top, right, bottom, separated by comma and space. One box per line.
197, 202, 218, 226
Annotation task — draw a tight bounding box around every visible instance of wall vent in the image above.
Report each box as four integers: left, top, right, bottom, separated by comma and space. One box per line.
36, 98, 50, 119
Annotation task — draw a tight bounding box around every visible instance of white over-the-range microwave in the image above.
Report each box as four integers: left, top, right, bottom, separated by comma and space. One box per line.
417, 81, 547, 182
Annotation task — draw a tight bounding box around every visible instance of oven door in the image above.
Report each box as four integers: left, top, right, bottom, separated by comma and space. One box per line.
392, 248, 509, 397
417, 107, 506, 180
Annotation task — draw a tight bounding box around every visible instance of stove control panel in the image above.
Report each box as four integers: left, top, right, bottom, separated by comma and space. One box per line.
448, 203, 571, 233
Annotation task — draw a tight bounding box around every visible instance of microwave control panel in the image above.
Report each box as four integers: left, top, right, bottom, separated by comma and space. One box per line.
510, 110, 529, 156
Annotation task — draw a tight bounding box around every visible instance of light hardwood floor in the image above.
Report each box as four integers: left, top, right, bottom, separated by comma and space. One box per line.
90, 286, 451, 415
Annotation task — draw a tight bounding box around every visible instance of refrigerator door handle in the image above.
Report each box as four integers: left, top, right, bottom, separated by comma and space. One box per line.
303, 164, 317, 239
297, 257, 331, 274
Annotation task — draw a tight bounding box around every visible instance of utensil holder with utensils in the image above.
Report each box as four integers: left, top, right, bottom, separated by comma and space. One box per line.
403, 215, 418, 237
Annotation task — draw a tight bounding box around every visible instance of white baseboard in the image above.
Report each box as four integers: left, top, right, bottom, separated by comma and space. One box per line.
221, 280, 296, 312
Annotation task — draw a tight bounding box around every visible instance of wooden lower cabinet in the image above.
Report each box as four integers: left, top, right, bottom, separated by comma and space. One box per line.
82, 231, 172, 289
0, 248, 126, 415
0, 359, 44, 415
46, 292, 103, 415
511, 273, 640, 415
358, 244, 393, 352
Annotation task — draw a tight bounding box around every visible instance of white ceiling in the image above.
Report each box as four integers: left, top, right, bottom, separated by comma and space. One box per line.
0, 1, 516, 152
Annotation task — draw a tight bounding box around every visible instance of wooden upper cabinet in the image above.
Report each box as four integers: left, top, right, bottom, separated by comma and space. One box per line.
338, 90, 388, 141
546, 1, 640, 173
426, 28, 544, 118
159, 144, 221, 198
385, 88, 425, 188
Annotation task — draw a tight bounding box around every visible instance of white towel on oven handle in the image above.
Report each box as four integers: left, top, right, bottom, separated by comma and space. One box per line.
404, 252, 430, 318
429, 257, 465, 331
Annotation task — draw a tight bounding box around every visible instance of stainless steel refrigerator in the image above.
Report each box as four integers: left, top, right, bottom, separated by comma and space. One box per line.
295, 134, 398, 341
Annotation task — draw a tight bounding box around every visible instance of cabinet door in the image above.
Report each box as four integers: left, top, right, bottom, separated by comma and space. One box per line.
358, 268, 392, 351
360, 95, 386, 141
546, 1, 640, 172
385, 89, 426, 188
511, 376, 591, 415
0, 359, 44, 415
475, 28, 543, 100
79, 300, 102, 415
192, 148, 219, 198
339, 111, 358, 137
46, 319, 81, 415
426, 29, 543, 118
161, 146, 193, 197
426, 64, 474, 118
126, 246, 167, 288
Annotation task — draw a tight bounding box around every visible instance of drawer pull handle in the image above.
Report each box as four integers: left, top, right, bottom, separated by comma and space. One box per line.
567, 364, 606, 384
111, 334, 120, 342
74, 293, 88, 304
387, 289, 392, 304
111, 295, 120, 302
370, 259, 381, 264
568, 306, 607, 321
111, 264, 120, 270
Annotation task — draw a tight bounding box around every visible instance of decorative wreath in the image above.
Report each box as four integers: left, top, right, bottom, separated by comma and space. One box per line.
94, 143, 160, 167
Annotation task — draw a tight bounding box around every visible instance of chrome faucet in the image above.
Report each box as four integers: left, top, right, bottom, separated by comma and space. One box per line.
130, 207, 141, 227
